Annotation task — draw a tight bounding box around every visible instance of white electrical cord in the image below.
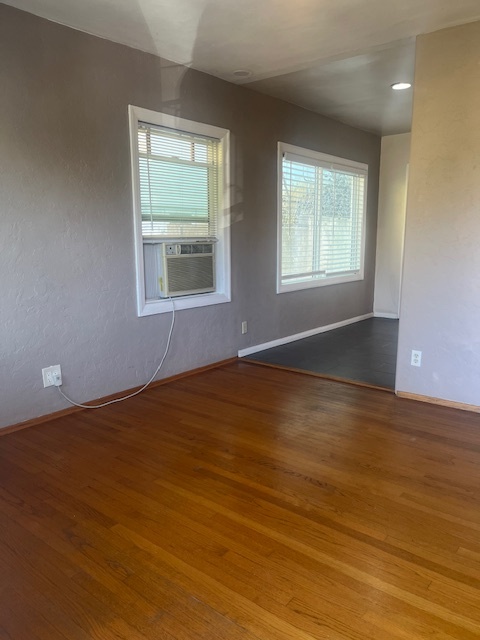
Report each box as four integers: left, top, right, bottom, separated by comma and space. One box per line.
56, 297, 175, 409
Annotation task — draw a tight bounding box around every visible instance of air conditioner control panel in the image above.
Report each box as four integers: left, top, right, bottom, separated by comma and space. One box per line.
165, 243, 214, 256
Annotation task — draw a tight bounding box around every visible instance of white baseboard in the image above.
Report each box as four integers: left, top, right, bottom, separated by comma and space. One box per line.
374, 312, 399, 319
238, 313, 374, 358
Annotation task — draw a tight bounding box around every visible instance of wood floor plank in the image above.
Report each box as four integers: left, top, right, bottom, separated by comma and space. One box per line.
1, 361, 480, 639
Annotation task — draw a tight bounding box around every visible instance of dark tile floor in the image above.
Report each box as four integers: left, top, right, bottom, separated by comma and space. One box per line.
247, 317, 399, 390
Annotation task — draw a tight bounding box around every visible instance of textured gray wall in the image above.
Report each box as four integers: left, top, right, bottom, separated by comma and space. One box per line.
0, 4, 380, 428
396, 21, 480, 406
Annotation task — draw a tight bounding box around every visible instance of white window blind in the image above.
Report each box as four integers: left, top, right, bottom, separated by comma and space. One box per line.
280, 146, 367, 289
138, 122, 220, 239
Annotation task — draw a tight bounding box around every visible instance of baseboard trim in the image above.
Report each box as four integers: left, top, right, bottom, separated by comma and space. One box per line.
374, 312, 399, 319
243, 359, 393, 393
238, 313, 374, 357
0, 357, 238, 436
396, 391, 480, 414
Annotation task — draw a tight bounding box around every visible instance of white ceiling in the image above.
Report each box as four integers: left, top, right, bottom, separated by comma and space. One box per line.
4, 0, 480, 135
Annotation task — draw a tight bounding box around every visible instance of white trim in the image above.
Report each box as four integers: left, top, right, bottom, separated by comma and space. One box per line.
276, 141, 368, 294
129, 105, 147, 316
130, 105, 230, 142
374, 312, 399, 319
141, 292, 230, 316
238, 313, 374, 357
128, 105, 231, 317
276, 143, 284, 295
281, 143, 368, 173
279, 272, 364, 294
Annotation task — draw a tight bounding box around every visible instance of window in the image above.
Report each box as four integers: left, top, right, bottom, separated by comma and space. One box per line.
277, 142, 367, 293
129, 106, 230, 316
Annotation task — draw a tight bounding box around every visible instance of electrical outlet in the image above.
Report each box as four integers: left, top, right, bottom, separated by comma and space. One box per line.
411, 350, 422, 367
42, 364, 62, 388
241, 321, 248, 335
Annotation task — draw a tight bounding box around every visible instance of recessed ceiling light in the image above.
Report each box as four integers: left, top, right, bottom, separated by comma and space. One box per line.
233, 69, 252, 79
391, 82, 412, 91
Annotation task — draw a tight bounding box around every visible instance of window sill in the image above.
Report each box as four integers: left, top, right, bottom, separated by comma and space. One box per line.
277, 272, 363, 294
139, 291, 231, 316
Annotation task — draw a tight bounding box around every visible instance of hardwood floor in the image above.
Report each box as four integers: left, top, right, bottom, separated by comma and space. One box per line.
1, 361, 480, 639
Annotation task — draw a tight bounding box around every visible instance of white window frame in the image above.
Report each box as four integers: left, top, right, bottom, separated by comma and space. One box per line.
277, 142, 368, 294
129, 105, 231, 316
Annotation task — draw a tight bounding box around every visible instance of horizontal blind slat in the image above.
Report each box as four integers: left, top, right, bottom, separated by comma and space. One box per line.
138, 122, 220, 239
281, 154, 366, 283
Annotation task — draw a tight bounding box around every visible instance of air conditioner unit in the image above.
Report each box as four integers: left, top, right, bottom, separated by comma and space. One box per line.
144, 241, 216, 299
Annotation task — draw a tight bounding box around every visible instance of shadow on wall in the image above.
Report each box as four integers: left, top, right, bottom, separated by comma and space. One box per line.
127, 0, 246, 230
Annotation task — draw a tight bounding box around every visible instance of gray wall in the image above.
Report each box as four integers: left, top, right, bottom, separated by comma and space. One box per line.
374, 133, 410, 318
396, 20, 480, 406
0, 4, 380, 429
